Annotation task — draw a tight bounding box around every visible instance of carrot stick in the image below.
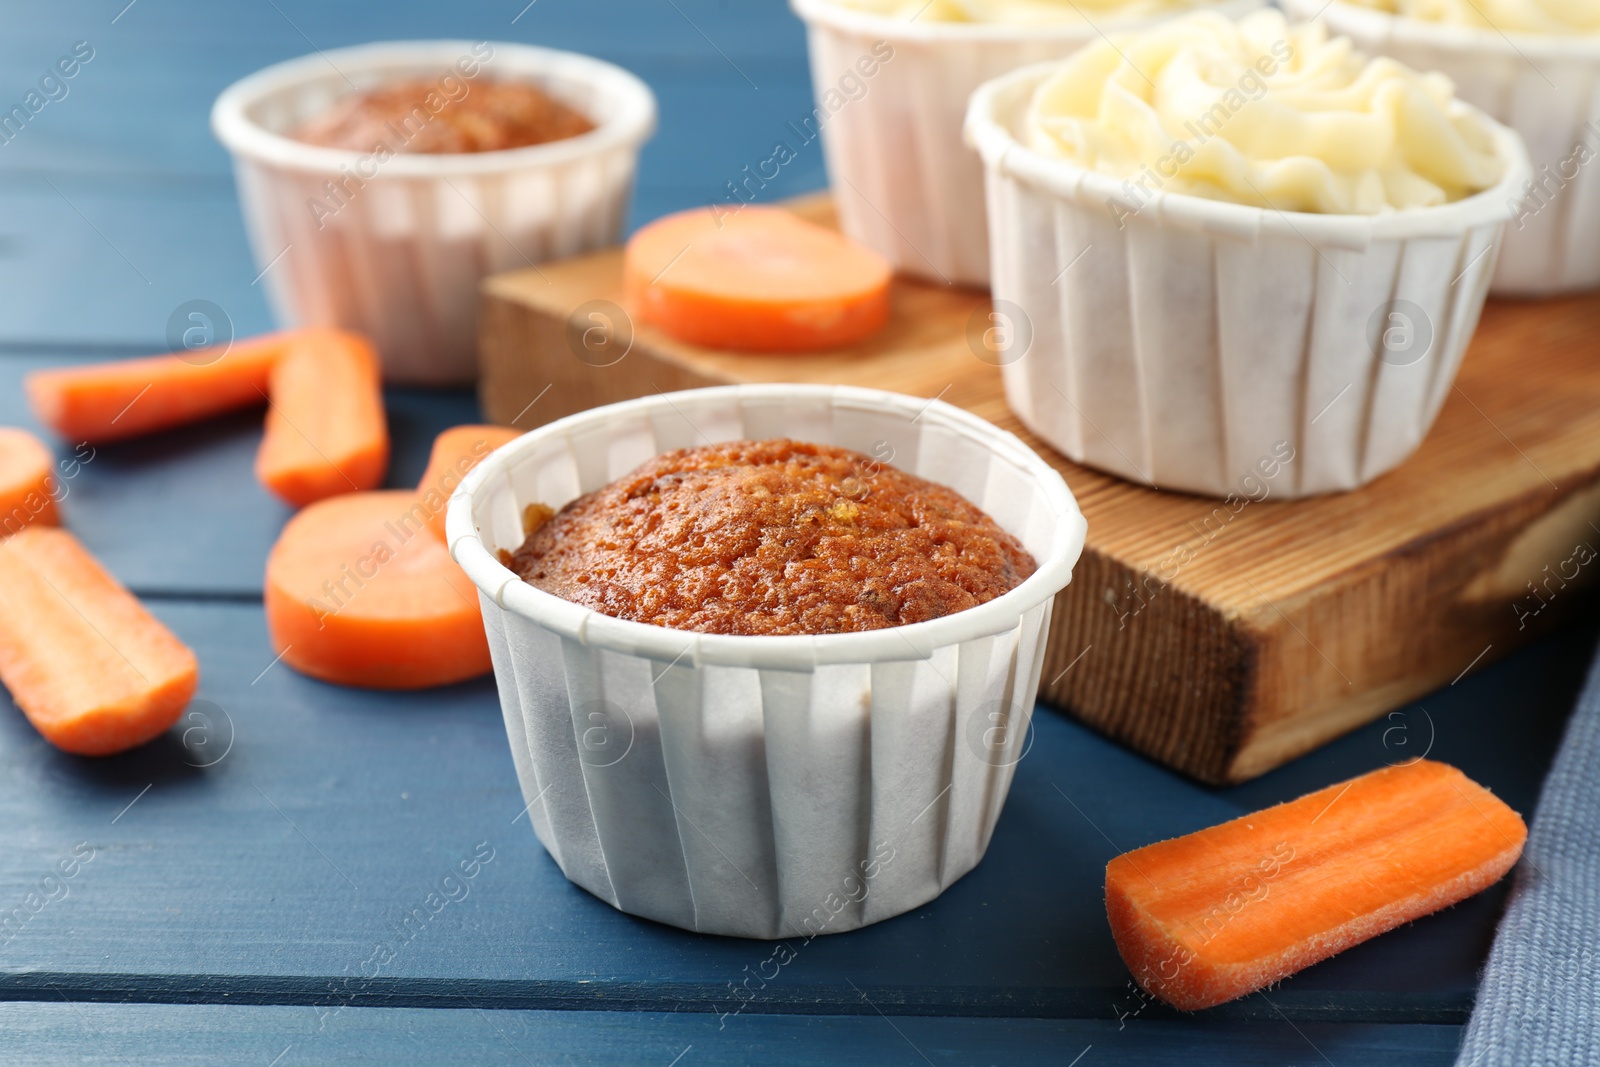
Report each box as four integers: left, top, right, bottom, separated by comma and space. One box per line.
1106, 759, 1526, 1011
264, 489, 490, 689
0, 526, 198, 755
624, 205, 892, 352
255, 329, 389, 508
417, 424, 521, 541
25, 333, 292, 445
0, 428, 59, 535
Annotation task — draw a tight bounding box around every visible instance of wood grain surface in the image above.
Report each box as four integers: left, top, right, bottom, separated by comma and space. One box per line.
480, 196, 1600, 783
0, 1003, 1467, 1066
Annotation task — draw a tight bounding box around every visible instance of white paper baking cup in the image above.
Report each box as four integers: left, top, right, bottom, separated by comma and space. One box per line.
212, 41, 656, 384
447, 385, 1086, 938
965, 63, 1531, 498
788, 0, 1263, 287
1282, 1, 1600, 296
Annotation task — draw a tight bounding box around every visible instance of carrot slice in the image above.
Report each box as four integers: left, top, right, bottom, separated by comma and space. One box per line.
264, 489, 490, 689
624, 205, 892, 352
1106, 759, 1526, 1011
417, 424, 521, 541
25, 332, 292, 445
0, 428, 59, 535
0, 526, 198, 755
256, 330, 389, 508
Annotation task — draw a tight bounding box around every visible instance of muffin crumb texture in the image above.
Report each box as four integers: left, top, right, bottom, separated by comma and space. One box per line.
293, 79, 594, 154
507, 439, 1037, 636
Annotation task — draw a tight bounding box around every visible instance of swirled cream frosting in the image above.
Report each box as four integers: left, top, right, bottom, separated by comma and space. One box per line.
1342, 0, 1600, 35
825, 0, 1210, 26
1023, 11, 1505, 213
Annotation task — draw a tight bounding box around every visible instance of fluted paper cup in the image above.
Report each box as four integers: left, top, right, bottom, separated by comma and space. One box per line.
966, 63, 1531, 499
788, 0, 1262, 287
213, 41, 656, 384
447, 385, 1086, 938
1283, 0, 1600, 296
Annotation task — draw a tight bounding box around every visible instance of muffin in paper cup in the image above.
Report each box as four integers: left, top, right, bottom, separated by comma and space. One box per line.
446, 385, 1086, 938
787, 0, 1263, 287
212, 41, 655, 385
964, 21, 1532, 499
1282, 0, 1600, 296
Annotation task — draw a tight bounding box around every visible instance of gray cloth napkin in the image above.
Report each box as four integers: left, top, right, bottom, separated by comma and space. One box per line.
1456, 647, 1600, 1067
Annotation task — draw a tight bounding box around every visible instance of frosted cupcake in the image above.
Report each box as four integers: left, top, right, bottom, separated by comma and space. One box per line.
787, 0, 1264, 287
1283, 0, 1600, 294
965, 11, 1530, 497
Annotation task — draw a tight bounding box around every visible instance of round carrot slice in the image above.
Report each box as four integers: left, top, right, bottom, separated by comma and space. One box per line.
0, 428, 59, 535
265, 490, 490, 690
623, 206, 892, 352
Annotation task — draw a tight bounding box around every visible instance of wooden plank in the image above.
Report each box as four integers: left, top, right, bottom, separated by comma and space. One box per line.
480, 194, 1600, 783
0, 183, 273, 349
0, 1004, 1466, 1066
0, 598, 1586, 1019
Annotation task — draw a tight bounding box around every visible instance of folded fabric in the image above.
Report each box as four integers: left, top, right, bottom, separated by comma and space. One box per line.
1456, 641, 1600, 1066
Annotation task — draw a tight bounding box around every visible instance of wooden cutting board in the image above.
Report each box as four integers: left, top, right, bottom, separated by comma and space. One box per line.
477, 194, 1600, 785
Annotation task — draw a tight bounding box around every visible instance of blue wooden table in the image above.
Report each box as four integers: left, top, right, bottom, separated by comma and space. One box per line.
1, 2, 1591, 1062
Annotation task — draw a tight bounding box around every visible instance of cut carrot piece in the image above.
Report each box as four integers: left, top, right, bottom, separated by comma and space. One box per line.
255, 329, 389, 508
1106, 759, 1526, 1011
0, 527, 198, 756
0, 428, 59, 535
417, 424, 521, 541
25, 332, 292, 445
624, 205, 892, 352
264, 489, 490, 689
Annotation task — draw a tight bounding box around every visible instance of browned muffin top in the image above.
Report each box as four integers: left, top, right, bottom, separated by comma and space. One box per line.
505, 439, 1037, 636
293, 78, 595, 154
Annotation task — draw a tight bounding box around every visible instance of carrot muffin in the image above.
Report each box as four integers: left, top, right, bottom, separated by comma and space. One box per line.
293, 78, 594, 153
505, 439, 1036, 636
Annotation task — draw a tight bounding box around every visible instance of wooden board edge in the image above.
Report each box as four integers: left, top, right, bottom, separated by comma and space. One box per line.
1223, 470, 1600, 780
1039, 550, 1257, 785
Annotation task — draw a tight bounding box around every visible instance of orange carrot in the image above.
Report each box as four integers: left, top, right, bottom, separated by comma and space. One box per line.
0, 428, 59, 534
264, 489, 490, 689
417, 424, 521, 541
0, 526, 198, 755
255, 330, 389, 508
1106, 759, 1526, 1011
25, 332, 292, 444
624, 205, 892, 352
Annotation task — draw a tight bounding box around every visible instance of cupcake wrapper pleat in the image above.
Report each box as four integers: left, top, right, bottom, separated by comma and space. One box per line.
792, 0, 1265, 288
991, 169, 1505, 497
483, 539, 1056, 939
233, 148, 638, 385
1287, 0, 1600, 297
